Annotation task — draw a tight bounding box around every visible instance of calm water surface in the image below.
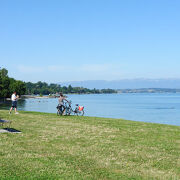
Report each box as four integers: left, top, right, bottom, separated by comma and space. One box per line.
1, 93, 180, 126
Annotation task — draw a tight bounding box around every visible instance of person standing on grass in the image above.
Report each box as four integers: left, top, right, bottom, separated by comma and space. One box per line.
9, 91, 19, 114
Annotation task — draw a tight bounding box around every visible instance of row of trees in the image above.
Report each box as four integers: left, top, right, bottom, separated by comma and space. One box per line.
0, 68, 117, 99
25, 81, 117, 95
0, 68, 26, 99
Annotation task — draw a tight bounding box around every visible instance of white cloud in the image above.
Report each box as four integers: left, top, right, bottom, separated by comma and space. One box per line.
80, 64, 109, 72
17, 65, 44, 73
16, 63, 123, 81
47, 65, 79, 72
47, 64, 111, 73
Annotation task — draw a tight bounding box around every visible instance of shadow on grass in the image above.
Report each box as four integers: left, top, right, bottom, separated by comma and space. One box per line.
0, 128, 22, 133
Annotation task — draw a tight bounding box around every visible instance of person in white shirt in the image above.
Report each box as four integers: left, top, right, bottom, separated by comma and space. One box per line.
9, 92, 19, 114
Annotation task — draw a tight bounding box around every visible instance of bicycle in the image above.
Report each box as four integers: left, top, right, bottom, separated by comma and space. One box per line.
56, 104, 65, 116
73, 103, 84, 116
58, 101, 84, 116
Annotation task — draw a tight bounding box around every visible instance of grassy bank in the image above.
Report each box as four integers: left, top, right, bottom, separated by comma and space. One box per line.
0, 110, 179, 179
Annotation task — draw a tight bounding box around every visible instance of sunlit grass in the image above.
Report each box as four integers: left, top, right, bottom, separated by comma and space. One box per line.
0, 110, 179, 179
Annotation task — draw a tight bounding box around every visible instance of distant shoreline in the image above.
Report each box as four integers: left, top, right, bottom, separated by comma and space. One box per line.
1, 89, 180, 102
12, 90, 180, 100
117, 88, 180, 93
22, 88, 180, 99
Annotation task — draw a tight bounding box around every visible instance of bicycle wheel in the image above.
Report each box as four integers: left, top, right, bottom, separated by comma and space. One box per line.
77, 110, 84, 116
66, 107, 72, 116
57, 110, 62, 116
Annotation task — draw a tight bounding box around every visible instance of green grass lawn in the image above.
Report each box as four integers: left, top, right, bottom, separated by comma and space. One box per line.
0, 110, 179, 180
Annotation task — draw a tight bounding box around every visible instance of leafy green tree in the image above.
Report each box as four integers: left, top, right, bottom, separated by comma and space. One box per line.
0, 68, 8, 77
0, 68, 26, 98
68, 85, 73, 93
24, 81, 117, 95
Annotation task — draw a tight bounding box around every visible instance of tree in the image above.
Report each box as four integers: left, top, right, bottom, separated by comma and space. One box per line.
0, 68, 26, 98
68, 85, 73, 93
24, 81, 117, 95
0, 68, 8, 77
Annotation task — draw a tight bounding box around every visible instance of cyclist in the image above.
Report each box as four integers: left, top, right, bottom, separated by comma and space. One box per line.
58, 93, 69, 115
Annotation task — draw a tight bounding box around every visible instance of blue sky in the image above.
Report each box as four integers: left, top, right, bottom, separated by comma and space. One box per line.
0, 0, 180, 83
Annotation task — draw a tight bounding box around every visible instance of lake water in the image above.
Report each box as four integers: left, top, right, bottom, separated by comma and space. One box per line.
1, 93, 180, 126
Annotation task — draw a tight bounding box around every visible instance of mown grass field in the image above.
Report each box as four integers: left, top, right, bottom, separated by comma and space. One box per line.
0, 110, 179, 180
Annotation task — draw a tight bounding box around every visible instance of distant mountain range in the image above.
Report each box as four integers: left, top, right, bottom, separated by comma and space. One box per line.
59, 79, 180, 89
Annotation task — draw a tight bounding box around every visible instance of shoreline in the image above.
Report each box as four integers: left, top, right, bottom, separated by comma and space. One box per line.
1, 91, 180, 101
1, 94, 180, 126
19, 91, 180, 99
0, 109, 179, 127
